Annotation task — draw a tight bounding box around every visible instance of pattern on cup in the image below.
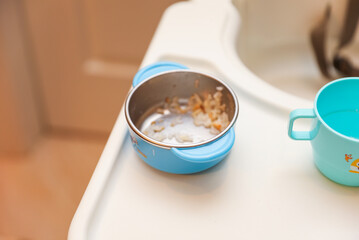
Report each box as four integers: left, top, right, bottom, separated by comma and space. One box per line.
349, 157, 359, 174
345, 154, 352, 162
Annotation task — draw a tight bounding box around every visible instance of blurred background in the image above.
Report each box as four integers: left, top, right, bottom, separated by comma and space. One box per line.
0, 0, 179, 239
1, 0, 359, 239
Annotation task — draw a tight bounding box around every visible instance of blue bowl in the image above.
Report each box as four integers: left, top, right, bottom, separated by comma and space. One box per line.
125, 62, 239, 174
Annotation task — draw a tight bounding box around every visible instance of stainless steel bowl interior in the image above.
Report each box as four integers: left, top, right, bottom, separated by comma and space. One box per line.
125, 70, 239, 148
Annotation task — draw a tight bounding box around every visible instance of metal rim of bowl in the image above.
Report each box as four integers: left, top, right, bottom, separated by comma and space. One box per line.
125, 69, 239, 149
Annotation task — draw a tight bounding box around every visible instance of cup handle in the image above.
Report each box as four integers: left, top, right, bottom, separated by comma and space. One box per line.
171, 128, 235, 163
132, 61, 189, 87
288, 109, 316, 140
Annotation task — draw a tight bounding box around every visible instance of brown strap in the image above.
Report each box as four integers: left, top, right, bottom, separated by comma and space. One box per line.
310, 5, 331, 79
310, 0, 359, 79
334, 0, 359, 76
337, 0, 359, 49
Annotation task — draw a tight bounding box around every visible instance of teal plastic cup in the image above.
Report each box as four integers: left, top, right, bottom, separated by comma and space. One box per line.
288, 78, 359, 186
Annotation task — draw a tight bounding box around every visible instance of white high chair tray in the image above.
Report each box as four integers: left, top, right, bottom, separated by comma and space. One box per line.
69, 1, 359, 239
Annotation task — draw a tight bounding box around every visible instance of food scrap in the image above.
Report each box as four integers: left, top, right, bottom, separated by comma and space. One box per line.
143, 88, 229, 143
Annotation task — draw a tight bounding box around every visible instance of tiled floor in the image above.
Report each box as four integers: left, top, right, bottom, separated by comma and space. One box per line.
0, 133, 107, 240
